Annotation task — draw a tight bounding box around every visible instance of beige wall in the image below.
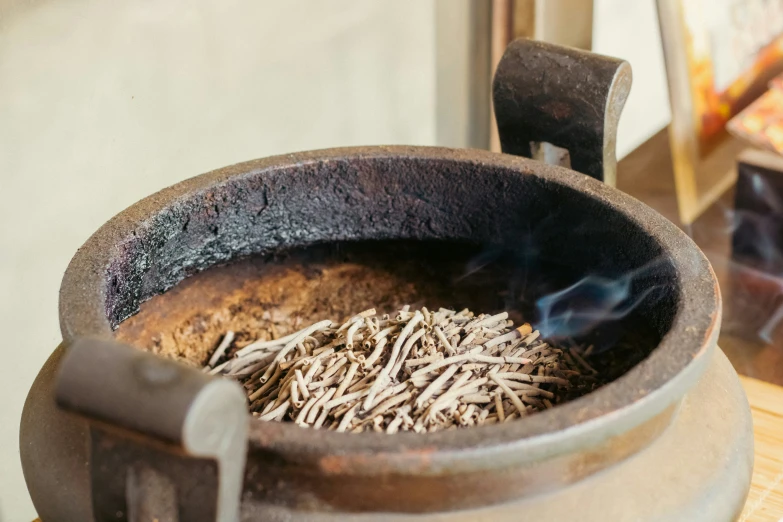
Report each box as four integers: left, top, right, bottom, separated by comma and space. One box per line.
593, 0, 672, 158
0, 1, 435, 519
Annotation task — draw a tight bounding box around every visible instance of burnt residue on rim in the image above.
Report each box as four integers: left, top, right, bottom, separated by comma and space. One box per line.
58, 146, 719, 451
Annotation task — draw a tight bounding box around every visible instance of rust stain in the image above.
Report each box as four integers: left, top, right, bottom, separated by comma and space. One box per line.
318, 446, 438, 475
542, 100, 572, 120
696, 276, 722, 359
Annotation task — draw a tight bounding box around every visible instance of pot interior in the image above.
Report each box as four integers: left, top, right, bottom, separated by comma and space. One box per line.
58, 149, 700, 425
47, 148, 718, 517
115, 238, 668, 395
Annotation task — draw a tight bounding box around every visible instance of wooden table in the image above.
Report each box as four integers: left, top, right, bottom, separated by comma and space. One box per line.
741, 375, 783, 521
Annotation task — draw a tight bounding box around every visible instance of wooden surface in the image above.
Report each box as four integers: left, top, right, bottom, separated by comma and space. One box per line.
741, 375, 783, 522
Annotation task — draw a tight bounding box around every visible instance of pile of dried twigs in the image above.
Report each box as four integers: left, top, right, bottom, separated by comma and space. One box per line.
205, 306, 599, 433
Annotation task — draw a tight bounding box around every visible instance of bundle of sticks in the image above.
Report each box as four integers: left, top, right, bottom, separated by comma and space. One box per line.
205, 306, 599, 433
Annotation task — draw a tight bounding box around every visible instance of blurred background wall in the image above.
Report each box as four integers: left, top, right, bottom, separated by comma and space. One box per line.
594, 0, 671, 158
0, 1, 436, 519
0, 0, 669, 519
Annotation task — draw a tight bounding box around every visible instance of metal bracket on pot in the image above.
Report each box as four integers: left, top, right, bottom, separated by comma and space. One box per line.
493, 38, 632, 185
55, 338, 248, 522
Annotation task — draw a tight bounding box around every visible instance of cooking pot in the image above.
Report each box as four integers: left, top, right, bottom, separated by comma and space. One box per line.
20, 39, 752, 522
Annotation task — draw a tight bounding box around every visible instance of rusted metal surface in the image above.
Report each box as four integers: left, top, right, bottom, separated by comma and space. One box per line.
20, 39, 736, 521
90, 430, 219, 522
493, 38, 632, 184
240, 402, 678, 513
58, 146, 718, 430
27, 145, 720, 518
21, 344, 92, 522
236, 349, 754, 521
55, 339, 248, 522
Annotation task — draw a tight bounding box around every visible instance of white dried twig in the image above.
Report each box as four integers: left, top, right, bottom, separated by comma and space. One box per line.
211, 306, 599, 433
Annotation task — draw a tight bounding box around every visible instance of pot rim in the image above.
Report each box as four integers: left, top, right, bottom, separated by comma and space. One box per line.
58, 145, 721, 466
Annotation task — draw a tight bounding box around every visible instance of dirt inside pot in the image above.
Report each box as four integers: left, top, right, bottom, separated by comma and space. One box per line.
115, 240, 657, 415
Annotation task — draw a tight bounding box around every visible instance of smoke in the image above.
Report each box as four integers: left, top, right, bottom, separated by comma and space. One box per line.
458, 235, 668, 347
453, 164, 783, 376
534, 259, 665, 341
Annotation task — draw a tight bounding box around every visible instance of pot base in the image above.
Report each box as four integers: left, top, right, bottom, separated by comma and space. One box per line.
242, 347, 753, 522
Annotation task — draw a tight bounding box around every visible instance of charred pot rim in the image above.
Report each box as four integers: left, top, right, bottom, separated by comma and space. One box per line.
58, 145, 720, 455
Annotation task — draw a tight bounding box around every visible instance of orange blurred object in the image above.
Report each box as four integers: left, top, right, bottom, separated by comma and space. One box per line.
727, 82, 783, 155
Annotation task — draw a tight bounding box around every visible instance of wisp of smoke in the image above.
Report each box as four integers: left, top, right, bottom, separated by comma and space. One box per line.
534, 258, 666, 340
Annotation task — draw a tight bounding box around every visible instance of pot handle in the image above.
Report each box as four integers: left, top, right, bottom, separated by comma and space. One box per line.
492, 38, 632, 185
55, 338, 248, 522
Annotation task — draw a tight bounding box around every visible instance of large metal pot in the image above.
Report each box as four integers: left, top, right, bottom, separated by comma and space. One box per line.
20, 39, 752, 522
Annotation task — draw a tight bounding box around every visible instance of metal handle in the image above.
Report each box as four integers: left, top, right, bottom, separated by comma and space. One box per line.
492, 38, 632, 185
56, 338, 248, 522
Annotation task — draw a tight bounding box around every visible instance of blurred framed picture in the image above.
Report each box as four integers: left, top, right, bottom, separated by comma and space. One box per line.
657, 0, 783, 223
727, 81, 783, 154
